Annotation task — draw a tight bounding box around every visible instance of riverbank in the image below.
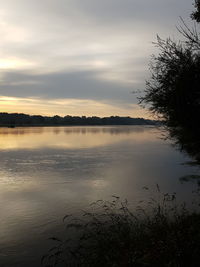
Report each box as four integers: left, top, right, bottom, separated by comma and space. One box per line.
43, 192, 200, 267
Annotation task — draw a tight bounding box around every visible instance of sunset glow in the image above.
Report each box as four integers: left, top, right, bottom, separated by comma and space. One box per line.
0, 96, 150, 118
0, 0, 192, 117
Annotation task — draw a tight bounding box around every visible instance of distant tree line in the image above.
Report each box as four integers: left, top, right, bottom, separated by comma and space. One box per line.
0, 113, 158, 127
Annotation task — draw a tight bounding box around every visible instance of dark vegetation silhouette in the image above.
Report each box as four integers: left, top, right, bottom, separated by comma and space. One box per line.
191, 0, 200, 22
140, 0, 200, 163
42, 2, 200, 266
42, 190, 200, 267
0, 113, 157, 127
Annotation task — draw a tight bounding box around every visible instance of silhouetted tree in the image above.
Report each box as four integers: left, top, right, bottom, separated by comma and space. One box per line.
191, 0, 200, 22
140, 2, 200, 162
0, 112, 157, 127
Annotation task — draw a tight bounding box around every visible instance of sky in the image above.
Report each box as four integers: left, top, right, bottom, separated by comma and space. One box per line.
0, 0, 194, 118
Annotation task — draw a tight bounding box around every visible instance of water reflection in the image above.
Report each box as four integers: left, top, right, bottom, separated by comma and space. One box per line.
0, 126, 158, 150
0, 126, 198, 266
0, 126, 147, 135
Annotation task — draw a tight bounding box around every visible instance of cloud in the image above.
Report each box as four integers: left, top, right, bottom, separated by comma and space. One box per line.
0, 95, 149, 118
0, 0, 194, 116
0, 64, 146, 103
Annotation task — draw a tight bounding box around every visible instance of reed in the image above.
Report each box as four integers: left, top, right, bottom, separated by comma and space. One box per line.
42, 187, 200, 267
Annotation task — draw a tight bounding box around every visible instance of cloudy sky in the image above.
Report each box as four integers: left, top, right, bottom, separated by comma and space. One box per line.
0, 0, 193, 117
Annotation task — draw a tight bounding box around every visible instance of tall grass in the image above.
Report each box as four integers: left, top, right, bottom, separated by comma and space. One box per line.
42, 187, 200, 267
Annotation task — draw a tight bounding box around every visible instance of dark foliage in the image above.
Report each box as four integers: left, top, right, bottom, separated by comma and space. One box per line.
42, 193, 200, 267
0, 113, 158, 127
140, 5, 200, 163
141, 36, 200, 126
191, 0, 200, 22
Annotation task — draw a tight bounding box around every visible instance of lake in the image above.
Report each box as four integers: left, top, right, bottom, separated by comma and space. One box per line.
0, 126, 199, 266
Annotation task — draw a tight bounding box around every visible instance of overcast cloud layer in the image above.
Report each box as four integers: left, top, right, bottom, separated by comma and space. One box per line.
0, 0, 193, 117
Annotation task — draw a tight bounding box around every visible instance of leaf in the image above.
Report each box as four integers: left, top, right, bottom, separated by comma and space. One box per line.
41, 254, 48, 264
63, 214, 72, 222
142, 186, 149, 190
48, 237, 62, 242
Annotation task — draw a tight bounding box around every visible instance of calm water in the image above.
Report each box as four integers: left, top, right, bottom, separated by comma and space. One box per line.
0, 126, 199, 266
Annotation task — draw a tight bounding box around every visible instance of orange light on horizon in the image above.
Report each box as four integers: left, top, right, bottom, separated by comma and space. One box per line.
0, 96, 152, 119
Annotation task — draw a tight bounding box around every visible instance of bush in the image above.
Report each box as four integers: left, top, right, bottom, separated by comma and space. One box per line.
140, 10, 200, 163
42, 190, 200, 267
